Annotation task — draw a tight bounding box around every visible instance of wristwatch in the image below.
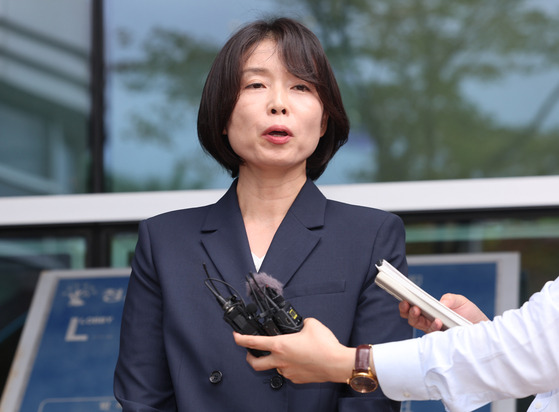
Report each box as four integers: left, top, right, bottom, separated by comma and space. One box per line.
347, 344, 378, 393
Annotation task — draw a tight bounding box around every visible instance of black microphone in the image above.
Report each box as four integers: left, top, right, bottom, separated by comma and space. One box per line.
203, 264, 270, 357
245, 272, 304, 334
202, 265, 304, 358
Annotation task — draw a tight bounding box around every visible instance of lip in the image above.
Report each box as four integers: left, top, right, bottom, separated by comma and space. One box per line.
262, 125, 293, 145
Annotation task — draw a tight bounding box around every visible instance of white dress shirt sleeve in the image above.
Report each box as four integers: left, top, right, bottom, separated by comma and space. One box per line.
373, 277, 559, 412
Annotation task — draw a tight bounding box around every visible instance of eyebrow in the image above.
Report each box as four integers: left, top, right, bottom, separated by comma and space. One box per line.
242, 67, 270, 76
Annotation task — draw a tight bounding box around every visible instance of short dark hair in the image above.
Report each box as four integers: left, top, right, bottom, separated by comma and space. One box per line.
197, 17, 350, 181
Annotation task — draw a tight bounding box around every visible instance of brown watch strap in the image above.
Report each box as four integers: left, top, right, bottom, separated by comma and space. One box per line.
355, 344, 371, 372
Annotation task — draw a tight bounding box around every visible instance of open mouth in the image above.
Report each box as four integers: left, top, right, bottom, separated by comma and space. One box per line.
269, 130, 288, 137
263, 126, 292, 143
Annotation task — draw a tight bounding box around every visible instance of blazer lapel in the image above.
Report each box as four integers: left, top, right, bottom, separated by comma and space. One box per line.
260, 180, 325, 287
200, 179, 326, 291
200, 181, 255, 289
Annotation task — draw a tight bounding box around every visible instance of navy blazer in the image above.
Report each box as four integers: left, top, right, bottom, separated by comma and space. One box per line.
114, 179, 412, 412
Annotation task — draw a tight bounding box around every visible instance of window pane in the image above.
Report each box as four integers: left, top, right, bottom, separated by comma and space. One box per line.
0, 1, 91, 196
405, 215, 559, 299
105, 1, 559, 192
110, 232, 137, 268
0, 236, 87, 390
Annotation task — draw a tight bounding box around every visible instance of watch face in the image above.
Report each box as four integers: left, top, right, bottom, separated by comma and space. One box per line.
350, 375, 378, 393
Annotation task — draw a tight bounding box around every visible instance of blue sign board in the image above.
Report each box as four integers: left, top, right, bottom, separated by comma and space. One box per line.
1, 269, 130, 412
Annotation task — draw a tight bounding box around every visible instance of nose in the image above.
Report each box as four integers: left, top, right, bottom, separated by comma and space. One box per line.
269, 89, 288, 115
271, 107, 287, 115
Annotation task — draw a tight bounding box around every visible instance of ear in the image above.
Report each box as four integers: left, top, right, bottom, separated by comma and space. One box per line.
320, 113, 329, 137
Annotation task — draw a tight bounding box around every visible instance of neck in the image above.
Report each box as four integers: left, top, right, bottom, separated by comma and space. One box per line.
236, 169, 307, 222
236, 168, 308, 258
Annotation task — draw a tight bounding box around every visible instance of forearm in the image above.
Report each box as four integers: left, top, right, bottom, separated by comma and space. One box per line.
372, 278, 559, 411
324, 345, 356, 384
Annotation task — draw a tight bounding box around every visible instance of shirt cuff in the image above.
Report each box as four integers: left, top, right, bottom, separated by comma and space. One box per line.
373, 339, 429, 402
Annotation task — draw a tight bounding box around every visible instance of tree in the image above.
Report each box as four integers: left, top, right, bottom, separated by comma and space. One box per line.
112, 0, 559, 188
301, 0, 559, 181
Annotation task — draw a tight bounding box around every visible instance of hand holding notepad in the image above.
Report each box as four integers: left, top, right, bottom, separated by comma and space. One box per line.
375, 259, 472, 330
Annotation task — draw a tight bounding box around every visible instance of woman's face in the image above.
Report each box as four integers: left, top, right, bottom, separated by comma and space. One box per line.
224, 39, 327, 178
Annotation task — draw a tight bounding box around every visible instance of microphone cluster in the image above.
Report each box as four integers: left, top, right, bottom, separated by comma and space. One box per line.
203, 264, 303, 357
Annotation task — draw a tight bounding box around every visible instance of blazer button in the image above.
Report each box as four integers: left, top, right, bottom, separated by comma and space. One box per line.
270, 374, 284, 390
209, 370, 223, 384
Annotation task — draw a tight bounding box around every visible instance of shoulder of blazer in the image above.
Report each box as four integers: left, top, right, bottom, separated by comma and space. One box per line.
142, 181, 238, 231
143, 203, 212, 227
326, 198, 395, 218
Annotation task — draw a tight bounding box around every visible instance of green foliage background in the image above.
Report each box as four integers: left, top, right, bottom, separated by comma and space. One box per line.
111, 0, 559, 190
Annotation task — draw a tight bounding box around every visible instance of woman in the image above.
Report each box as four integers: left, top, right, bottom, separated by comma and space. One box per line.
114, 17, 411, 412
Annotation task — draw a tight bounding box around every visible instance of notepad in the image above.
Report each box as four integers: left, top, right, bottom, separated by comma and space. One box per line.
375, 259, 472, 330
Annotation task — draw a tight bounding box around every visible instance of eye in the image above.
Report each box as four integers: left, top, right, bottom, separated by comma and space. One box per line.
245, 82, 265, 89
293, 84, 311, 92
